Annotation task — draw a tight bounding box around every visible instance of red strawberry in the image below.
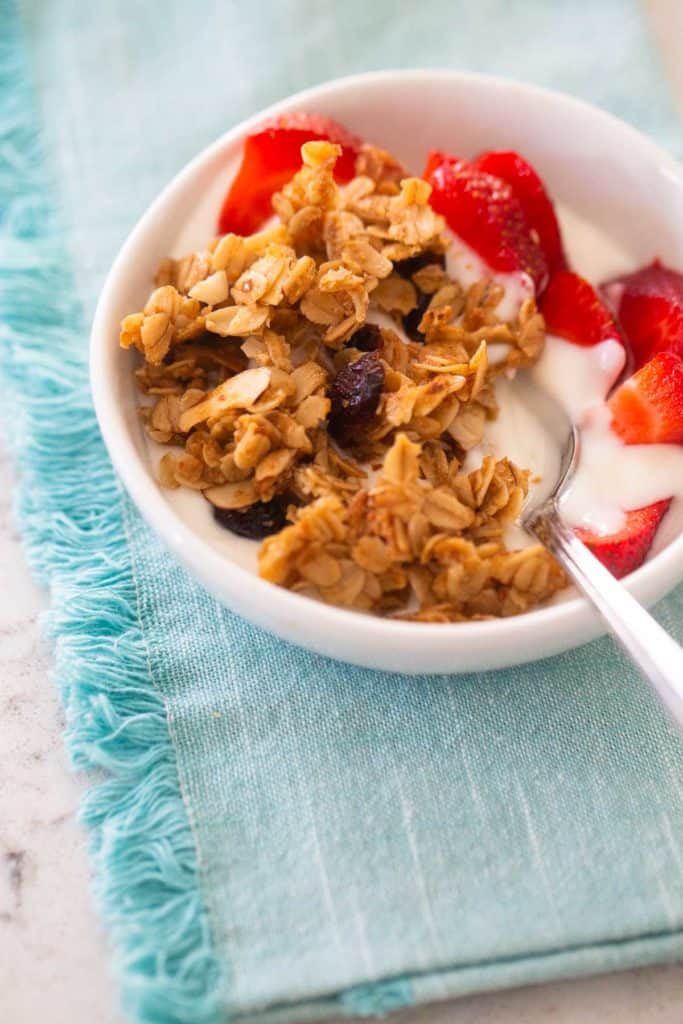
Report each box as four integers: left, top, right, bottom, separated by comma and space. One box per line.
608, 351, 683, 445
218, 113, 362, 236
575, 500, 671, 579
474, 150, 567, 273
601, 260, 683, 370
423, 151, 549, 293
423, 149, 446, 180
577, 351, 683, 575
540, 270, 624, 348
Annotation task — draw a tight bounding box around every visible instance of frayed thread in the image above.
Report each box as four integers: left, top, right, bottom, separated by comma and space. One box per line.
0, 6, 224, 1023
340, 980, 414, 1017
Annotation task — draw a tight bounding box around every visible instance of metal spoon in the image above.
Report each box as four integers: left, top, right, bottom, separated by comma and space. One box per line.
517, 374, 683, 730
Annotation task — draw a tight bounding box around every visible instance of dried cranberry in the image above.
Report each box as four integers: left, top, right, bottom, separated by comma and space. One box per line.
402, 290, 432, 342
328, 352, 384, 444
393, 250, 446, 279
347, 323, 383, 351
213, 494, 290, 539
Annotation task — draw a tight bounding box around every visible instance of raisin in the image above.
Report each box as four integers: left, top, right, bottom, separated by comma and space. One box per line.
402, 290, 432, 342
212, 494, 290, 539
347, 323, 383, 351
328, 352, 384, 444
393, 250, 446, 279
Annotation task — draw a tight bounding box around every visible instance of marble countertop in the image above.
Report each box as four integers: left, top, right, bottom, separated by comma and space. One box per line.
2, 3, 682, 1020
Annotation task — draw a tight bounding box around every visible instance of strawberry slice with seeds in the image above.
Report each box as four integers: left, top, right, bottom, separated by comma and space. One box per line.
423, 150, 549, 293
607, 351, 683, 445
601, 260, 683, 370
474, 150, 567, 273
218, 113, 362, 236
575, 500, 671, 579
540, 270, 624, 348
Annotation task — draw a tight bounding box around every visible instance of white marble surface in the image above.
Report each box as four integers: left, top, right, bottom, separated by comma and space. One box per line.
2, 2, 682, 1021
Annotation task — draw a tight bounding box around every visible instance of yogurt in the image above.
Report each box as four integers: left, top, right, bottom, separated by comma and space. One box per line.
474, 206, 683, 545
559, 406, 683, 534
533, 326, 683, 539
447, 233, 535, 322
530, 335, 624, 422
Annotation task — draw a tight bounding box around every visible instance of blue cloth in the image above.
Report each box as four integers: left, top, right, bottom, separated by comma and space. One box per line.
2, 2, 682, 1023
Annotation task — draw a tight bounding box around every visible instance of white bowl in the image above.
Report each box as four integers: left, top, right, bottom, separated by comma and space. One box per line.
91, 70, 683, 674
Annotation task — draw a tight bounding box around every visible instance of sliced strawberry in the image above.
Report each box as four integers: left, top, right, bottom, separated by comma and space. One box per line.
423, 149, 446, 180
540, 270, 623, 348
608, 351, 683, 445
423, 151, 549, 293
218, 113, 362, 236
579, 351, 683, 575
601, 260, 683, 370
474, 150, 567, 273
575, 500, 671, 579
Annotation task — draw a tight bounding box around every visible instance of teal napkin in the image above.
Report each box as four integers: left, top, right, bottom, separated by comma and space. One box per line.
2, 2, 682, 1023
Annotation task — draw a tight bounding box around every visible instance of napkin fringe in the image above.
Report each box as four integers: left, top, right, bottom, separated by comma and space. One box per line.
0, 7, 224, 1023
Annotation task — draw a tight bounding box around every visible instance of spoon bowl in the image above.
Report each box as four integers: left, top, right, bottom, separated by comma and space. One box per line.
516, 374, 580, 518
517, 375, 683, 729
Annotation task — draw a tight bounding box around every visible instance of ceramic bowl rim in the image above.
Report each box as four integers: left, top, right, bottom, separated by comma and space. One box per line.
90, 68, 683, 669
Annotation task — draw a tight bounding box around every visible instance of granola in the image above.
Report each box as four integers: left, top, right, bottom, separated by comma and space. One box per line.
120, 138, 567, 619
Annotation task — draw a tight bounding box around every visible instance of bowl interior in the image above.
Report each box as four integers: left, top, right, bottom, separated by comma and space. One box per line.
91, 71, 683, 672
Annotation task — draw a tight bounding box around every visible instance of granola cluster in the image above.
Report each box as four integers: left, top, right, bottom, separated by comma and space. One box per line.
120, 139, 566, 620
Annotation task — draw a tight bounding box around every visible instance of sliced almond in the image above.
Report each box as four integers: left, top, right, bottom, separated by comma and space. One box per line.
290, 361, 327, 404
178, 367, 271, 431
204, 481, 258, 510
241, 336, 267, 360
254, 448, 295, 482
140, 312, 174, 364
206, 304, 269, 337
294, 394, 330, 429
211, 233, 248, 278
189, 270, 229, 305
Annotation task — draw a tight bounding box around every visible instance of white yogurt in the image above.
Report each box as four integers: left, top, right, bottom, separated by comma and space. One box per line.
464, 376, 562, 548
465, 377, 560, 487
446, 233, 535, 321
530, 335, 625, 422
559, 406, 683, 533
468, 206, 683, 545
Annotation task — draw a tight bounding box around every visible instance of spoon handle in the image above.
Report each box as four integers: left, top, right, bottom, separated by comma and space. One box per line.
530, 509, 683, 730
